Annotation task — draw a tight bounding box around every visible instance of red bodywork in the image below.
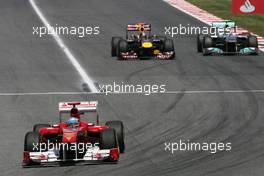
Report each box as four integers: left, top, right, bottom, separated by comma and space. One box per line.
39, 122, 109, 143
39, 101, 109, 143
23, 101, 120, 165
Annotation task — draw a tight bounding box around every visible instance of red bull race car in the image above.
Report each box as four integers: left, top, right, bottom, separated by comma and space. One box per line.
111, 23, 175, 60
22, 101, 125, 167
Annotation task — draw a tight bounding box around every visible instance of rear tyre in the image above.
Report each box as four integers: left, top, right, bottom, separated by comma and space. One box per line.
100, 128, 118, 150
197, 34, 204, 52
33, 124, 50, 133
163, 39, 175, 59
105, 121, 125, 153
117, 40, 128, 60
24, 132, 41, 152
111, 37, 122, 57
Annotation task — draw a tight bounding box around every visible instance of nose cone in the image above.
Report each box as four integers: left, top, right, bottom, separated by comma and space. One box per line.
62, 129, 78, 142
63, 132, 77, 142
142, 42, 153, 48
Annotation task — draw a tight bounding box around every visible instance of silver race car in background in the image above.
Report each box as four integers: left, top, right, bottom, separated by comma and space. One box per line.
197, 21, 258, 56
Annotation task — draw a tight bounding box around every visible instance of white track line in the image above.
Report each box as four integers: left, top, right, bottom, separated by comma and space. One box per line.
1, 90, 264, 96
29, 0, 98, 92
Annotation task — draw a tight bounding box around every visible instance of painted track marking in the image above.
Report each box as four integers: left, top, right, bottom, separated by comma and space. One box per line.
2, 89, 264, 96
29, 0, 98, 92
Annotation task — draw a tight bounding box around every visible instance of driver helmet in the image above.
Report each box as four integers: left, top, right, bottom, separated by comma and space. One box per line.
66, 117, 79, 127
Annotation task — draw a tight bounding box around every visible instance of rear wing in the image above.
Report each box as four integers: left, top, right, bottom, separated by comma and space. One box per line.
211, 21, 236, 29
58, 101, 98, 113
127, 23, 151, 31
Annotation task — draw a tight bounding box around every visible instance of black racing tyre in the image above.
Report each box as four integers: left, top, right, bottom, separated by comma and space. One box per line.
24, 132, 41, 152
163, 39, 174, 52
111, 37, 122, 57
163, 39, 175, 59
197, 34, 204, 52
33, 124, 50, 133
117, 40, 128, 60
100, 128, 118, 150
248, 36, 258, 48
203, 36, 213, 48
105, 121, 125, 153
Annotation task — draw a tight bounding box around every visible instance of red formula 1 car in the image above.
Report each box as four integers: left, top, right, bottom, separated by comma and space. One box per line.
22, 101, 125, 167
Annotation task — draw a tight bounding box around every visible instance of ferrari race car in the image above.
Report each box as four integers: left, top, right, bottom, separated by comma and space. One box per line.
22, 101, 125, 167
111, 23, 175, 60
197, 21, 258, 55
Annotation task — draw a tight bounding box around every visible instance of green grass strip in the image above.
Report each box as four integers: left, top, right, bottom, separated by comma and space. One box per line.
186, 0, 264, 36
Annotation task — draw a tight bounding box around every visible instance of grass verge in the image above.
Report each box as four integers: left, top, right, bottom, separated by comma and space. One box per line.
186, 0, 264, 36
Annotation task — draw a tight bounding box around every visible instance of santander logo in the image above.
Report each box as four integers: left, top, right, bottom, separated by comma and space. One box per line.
240, 0, 256, 13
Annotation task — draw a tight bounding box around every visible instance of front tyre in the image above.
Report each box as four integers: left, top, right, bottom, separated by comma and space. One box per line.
248, 36, 258, 48
203, 36, 213, 56
203, 36, 213, 48
163, 39, 175, 59
197, 34, 204, 52
24, 132, 41, 152
117, 40, 128, 60
111, 37, 122, 57
23, 131, 41, 166
100, 128, 118, 150
105, 121, 125, 153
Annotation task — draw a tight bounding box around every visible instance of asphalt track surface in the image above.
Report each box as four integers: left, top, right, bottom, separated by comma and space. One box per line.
1, 0, 264, 176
